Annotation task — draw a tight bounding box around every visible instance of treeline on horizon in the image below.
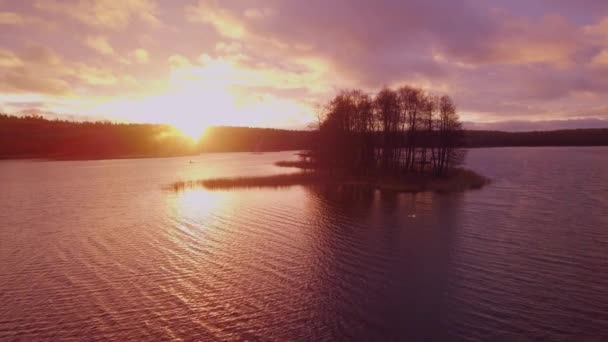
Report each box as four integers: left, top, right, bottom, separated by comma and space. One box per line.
1, 113, 608, 160
200, 126, 312, 152
465, 129, 608, 147
0, 114, 196, 159
204, 125, 608, 151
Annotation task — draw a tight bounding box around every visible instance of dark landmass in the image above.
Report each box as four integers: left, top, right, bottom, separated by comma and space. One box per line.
167, 168, 488, 193
2, 114, 608, 161
202, 127, 608, 152
0, 114, 195, 160
464, 129, 608, 147
201, 126, 313, 152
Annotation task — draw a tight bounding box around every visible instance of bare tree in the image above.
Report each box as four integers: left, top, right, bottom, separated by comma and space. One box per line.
374, 87, 400, 172
313, 85, 465, 178
419, 94, 437, 173
396, 86, 424, 171
435, 95, 464, 176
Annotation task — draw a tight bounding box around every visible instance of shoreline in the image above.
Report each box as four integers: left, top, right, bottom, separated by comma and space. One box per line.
167, 168, 490, 193
0, 153, 200, 162
3, 145, 608, 162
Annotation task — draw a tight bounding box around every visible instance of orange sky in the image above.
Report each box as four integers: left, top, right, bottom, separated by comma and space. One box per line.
2, 0, 608, 133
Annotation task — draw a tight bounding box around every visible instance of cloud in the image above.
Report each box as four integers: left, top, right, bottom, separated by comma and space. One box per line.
0, 44, 139, 97
169, 52, 330, 93
0, 68, 71, 95
84, 36, 115, 55
584, 17, 608, 46
21, 45, 63, 66
0, 11, 24, 25
35, 0, 160, 30
186, 0, 247, 38
84, 38, 150, 65
130, 49, 149, 64
168, 54, 192, 69
591, 50, 608, 66
243, 8, 275, 20
215, 41, 242, 54
0, 11, 53, 28
2, 0, 608, 128
76, 65, 118, 86
0, 49, 23, 68
189, 0, 608, 125
467, 15, 580, 67
0, 45, 74, 95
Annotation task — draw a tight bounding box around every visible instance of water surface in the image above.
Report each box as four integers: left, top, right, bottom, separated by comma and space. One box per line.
1, 148, 607, 340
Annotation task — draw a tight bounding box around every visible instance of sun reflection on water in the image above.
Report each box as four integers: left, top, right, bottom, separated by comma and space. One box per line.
168, 188, 232, 224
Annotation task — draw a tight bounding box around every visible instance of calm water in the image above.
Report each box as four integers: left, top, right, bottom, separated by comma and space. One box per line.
1, 148, 608, 340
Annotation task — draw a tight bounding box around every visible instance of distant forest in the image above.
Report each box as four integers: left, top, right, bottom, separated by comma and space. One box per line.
465, 129, 608, 147
1, 114, 607, 160
201, 126, 313, 152
0, 114, 196, 159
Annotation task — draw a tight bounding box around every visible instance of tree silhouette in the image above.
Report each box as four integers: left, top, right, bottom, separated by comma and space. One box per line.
312, 85, 466, 177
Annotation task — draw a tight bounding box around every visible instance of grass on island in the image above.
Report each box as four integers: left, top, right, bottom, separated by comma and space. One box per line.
167, 166, 489, 193
294, 151, 314, 158
167, 172, 324, 191
370, 168, 489, 193
274, 160, 318, 169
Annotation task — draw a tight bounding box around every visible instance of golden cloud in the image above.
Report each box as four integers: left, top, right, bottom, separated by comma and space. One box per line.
458, 14, 580, 68
584, 17, 608, 38
243, 8, 276, 20
186, 0, 247, 39
76, 65, 118, 86
0, 11, 56, 29
84, 36, 115, 55
130, 49, 150, 64
35, 0, 160, 30
591, 49, 608, 67
1, 68, 71, 95
168, 54, 192, 69
0, 12, 24, 25
21, 45, 63, 67
0, 49, 24, 68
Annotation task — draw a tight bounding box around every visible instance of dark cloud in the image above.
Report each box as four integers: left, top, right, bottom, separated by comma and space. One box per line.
205, 0, 608, 124
236, 0, 494, 85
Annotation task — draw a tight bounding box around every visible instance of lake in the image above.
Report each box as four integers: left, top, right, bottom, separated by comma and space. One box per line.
1, 147, 607, 340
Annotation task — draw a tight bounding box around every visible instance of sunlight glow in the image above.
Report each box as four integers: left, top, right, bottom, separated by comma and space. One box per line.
79, 54, 311, 134
168, 188, 232, 226
4, 52, 315, 133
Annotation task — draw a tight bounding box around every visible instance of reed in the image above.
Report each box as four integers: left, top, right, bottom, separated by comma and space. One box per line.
274, 160, 318, 169
167, 168, 489, 193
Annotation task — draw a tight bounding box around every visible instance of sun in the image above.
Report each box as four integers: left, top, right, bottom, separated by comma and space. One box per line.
87, 56, 306, 136
160, 69, 238, 140
173, 120, 208, 140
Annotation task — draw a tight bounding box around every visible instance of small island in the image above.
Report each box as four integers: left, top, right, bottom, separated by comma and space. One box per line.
170, 84, 489, 193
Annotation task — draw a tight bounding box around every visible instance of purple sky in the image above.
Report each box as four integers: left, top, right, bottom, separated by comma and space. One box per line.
2, 0, 608, 131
